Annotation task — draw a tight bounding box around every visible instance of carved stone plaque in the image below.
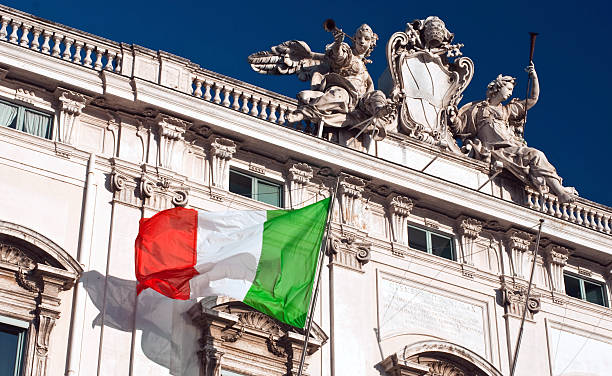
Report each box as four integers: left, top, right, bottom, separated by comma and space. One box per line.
378, 273, 487, 357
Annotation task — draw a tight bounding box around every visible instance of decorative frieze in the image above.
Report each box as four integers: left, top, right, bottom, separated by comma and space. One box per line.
156, 115, 190, 169
338, 175, 366, 229
209, 137, 236, 193
504, 229, 533, 279
387, 195, 414, 245
456, 217, 483, 265
286, 162, 313, 208
56, 88, 88, 144
544, 244, 570, 293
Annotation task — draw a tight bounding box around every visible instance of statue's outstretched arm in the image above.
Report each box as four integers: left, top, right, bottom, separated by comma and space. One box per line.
525, 63, 539, 110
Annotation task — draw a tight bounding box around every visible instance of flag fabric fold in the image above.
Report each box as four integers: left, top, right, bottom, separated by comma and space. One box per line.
135, 198, 330, 328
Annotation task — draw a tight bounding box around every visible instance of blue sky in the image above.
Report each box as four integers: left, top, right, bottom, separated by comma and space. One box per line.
6, 0, 611, 206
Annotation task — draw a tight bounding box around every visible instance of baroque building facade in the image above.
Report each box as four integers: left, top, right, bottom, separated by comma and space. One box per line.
0, 5, 611, 376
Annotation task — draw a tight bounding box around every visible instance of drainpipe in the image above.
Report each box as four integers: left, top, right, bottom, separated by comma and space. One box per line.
65, 153, 97, 376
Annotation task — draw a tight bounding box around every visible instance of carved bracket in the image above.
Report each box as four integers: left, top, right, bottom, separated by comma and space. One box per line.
156, 115, 190, 169
329, 233, 371, 272
501, 281, 541, 319
544, 244, 570, 293
387, 195, 414, 244
55, 88, 89, 144
456, 217, 482, 265
287, 162, 313, 209
209, 137, 236, 191
338, 175, 367, 229
504, 229, 533, 279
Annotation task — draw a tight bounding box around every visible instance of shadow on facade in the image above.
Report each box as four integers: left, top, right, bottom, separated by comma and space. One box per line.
82, 270, 200, 375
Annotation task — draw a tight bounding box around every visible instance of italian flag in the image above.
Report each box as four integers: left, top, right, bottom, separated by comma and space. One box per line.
135, 198, 330, 328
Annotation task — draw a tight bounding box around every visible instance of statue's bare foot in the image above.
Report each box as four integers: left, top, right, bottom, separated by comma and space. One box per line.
287, 111, 304, 123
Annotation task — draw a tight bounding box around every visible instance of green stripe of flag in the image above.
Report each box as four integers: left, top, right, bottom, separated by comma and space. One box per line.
243, 197, 331, 327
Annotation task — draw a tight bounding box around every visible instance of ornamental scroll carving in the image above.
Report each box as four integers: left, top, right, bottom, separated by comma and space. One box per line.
385, 16, 473, 151
504, 229, 533, 279
456, 217, 482, 265
329, 233, 371, 272
56, 88, 89, 144
287, 162, 313, 209
544, 244, 570, 293
501, 281, 541, 319
387, 195, 414, 245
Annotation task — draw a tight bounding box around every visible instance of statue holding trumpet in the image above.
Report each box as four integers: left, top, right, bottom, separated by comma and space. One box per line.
248, 20, 397, 151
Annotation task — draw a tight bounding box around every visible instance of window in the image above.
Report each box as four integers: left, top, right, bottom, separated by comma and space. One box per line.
0, 99, 53, 139
0, 317, 28, 376
408, 225, 454, 260
564, 273, 608, 307
229, 169, 283, 207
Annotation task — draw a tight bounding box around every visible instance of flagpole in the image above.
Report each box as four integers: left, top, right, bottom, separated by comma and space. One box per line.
297, 177, 339, 376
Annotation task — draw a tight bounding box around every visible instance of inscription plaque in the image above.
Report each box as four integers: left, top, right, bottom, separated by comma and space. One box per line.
378, 274, 487, 356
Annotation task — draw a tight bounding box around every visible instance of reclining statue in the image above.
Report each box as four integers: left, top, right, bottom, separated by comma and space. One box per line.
450, 64, 578, 203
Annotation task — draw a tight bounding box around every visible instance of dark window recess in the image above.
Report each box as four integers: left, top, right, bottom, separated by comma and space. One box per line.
563, 274, 607, 307
0, 99, 53, 139
0, 322, 27, 376
229, 169, 283, 207
408, 226, 455, 261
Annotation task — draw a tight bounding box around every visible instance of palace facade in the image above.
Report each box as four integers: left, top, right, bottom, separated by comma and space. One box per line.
0, 4, 611, 376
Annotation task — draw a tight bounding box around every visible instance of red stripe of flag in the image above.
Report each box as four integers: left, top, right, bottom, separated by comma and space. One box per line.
135, 207, 198, 300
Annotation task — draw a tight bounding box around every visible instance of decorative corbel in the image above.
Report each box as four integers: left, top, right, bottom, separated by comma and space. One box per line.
156, 115, 190, 170
544, 244, 570, 293
387, 195, 414, 245
328, 234, 371, 272
501, 281, 541, 319
286, 162, 313, 209
456, 217, 483, 265
338, 175, 366, 229
209, 137, 236, 191
504, 229, 533, 279
55, 88, 89, 144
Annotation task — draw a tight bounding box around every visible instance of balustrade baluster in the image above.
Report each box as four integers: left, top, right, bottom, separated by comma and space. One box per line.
534, 192, 541, 211
51, 34, 63, 57
203, 80, 212, 101
576, 206, 584, 225
212, 83, 222, 104
554, 198, 562, 218
114, 54, 122, 73
561, 203, 569, 220
9, 21, 19, 44
240, 93, 250, 113
193, 78, 203, 98
603, 216, 611, 234
93, 48, 104, 70
250, 96, 260, 117
269, 103, 278, 123
41, 31, 52, 54
83, 44, 93, 67
19, 24, 30, 47
525, 189, 534, 209
589, 210, 598, 229
542, 195, 549, 214
104, 51, 116, 70
259, 100, 268, 120
31, 27, 41, 51
0, 16, 10, 40
278, 106, 287, 124
72, 41, 83, 63
231, 91, 240, 110
596, 213, 604, 232
63, 38, 74, 60
222, 87, 231, 107
568, 204, 576, 223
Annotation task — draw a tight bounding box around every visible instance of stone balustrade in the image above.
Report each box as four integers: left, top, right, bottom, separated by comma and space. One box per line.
0, 5, 122, 73
525, 187, 612, 234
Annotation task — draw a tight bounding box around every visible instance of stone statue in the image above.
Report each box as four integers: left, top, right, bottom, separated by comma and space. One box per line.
450, 64, 578, 202
248, 23, 397, 151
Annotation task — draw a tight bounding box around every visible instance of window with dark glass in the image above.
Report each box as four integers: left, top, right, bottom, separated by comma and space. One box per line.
408, 225, 454, 260
0, 318, 28, 376
229, 169, 283, 207
564, 273, 608, 307
0, 99, 53, 139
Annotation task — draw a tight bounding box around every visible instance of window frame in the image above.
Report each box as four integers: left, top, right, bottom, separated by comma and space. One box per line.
228, 168, 284, 208
563, 272, 609, 307
407, 225, 456, 261
0, 316, 29, 376
0, 97, 54, 139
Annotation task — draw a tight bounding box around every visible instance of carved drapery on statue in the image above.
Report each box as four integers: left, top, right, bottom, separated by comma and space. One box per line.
384, 16, 473, 152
